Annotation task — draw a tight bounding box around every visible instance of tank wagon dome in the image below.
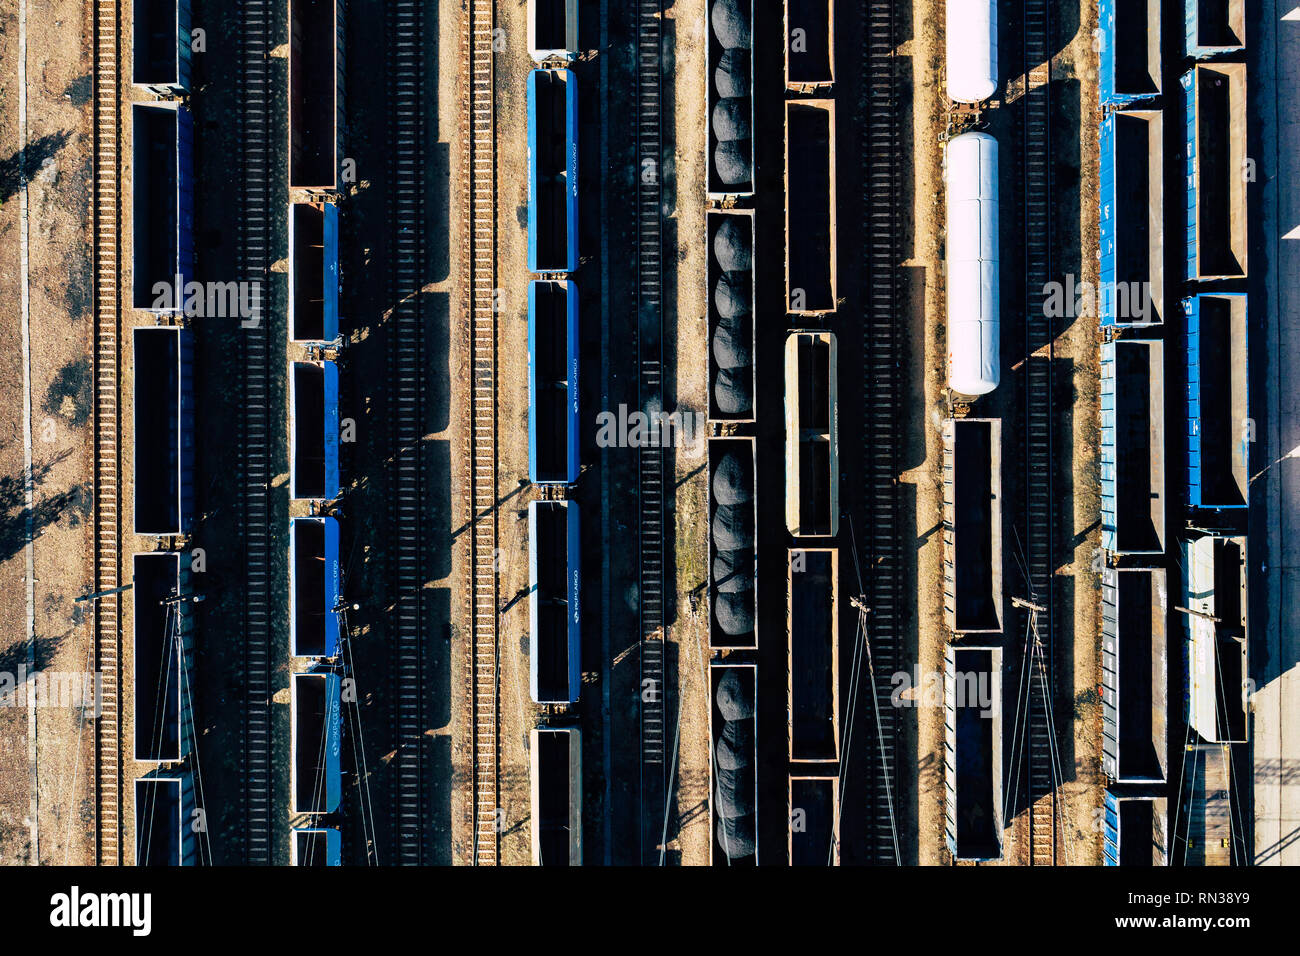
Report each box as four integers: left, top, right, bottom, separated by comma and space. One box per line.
946, 130, 1000, 396
711, 0, 752, 50
715, 49, 751, 99
945, 0, 998, 103
716, 668, 756, 720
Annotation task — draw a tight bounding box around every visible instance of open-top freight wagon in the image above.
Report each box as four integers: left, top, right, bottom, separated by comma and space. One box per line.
1186, 0, 1245, 58
710, 662, 758, 865
1101, 340, 1166, 557
133, 0, 193, 94
132, 102, 194, 311
291, 828, 342, 865
1099, 109, 1164, 327
943, 418, 1003, 635
707, 210, 756, 422
788, 774, 840, 865
135, 772, 196, 866
288, 0, 345, 191
290, 516, 342, 659
785, 100, 837, 316
1098, 0, 1160, 107
707, 0, 754, 199
529, 501, 581, 705
528, 280, 580, 485
289, 201, 340, 343
1101, 568, 1168, 784
708, 437, 757, 650
133, 326, 195, 536
291, 669, 342, 815
784, 0, 835, 90
785, 332, 839, 537
528, 0, 578, 61
290, 360, 341, 501
133, 552, 194, 764
1184, 534, 1248, 744
788, 548, 839, 764
1186, 293, 1248, 510
944, 645, 1003, 861
530, 725, 582, 865
1183, 63, 1248, 282
1103, 791, 1169, 866
527, 69, 579, 274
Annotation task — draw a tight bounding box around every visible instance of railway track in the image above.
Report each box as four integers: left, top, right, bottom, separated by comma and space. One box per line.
463, 0, 499, 867
636, 0, 666, 866
237, 0, 274, 866
92, 0, 122, 867
388, 0, 427, 868
862, 0, 902, 865
1020, 0, 1059, 868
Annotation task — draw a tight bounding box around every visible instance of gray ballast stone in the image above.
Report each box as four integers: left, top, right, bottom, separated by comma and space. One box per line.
712, 548, 754, 592
711, 503, 754, 552
715, 49, 751, 99
712, 97, 752, 141
714, 367, 752, 415
715, 667, 756, 721
712, 320, 752, 369
710, 0, 752, 50
712, 217, 753, 272
715, 765, 756, 818
713, 270, 751, 319
714, 140, 753, 186
711, 452, 752, 505
716, 720, 754, 770
716, 815, 757, 859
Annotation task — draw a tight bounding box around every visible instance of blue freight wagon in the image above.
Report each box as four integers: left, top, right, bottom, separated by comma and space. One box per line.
135, 773, 196, 866
707, 0, 754, 198
1183, 64, 1248, 282
290, 516, 342, 658
1101, 568, 1168, 784
530, 725, 582, 865
133, 0, 193, 93
527, 69, 579, 274
529, 501, 581, 705
133, 327, 195, 536
133, 552, 194, 763
289, 201, 340, 342
1186, 293, 1248, 509
1186, 0, 1244, 59
944, 645, 1004, 861
1099, 109, 1163, 326
292, 828, 342, 865
1100, 340, 1166, 556
528, 280, 580, 485
288, 0, 345, 190
290, 360, 341, 500
1097, 0, 1159, 106
1103, 791, 1169, 866
292, 669, 342, 813
131, 103, 193, 311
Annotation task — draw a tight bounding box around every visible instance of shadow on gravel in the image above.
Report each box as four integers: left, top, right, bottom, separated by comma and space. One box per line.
0, 131, 72, 204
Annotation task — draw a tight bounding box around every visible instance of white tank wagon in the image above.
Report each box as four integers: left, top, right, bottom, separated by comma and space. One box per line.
945, 0, 997, 103
945, 131, 1000, 397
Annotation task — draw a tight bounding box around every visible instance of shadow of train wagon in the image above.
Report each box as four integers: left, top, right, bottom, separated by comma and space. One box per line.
133, 552, 194, 764
288, 0, 345, 191
944, 645, 1003, 861
134, 773, 195, 866
528, 281, 580, 485
133, 326, 195, 536
1103, 791, 1169, 866
132, 103, 193, 311
290, 360, 341, 501
530, 725, 582, 866
292, 828, 341, 866
289, 201, 340, 343
710, 662, 758, 865
290, 516, 342, 659
527, 69, 579, 274
133, 0, 192, 94
292, 669, 342, 815
529, 501, 581, 705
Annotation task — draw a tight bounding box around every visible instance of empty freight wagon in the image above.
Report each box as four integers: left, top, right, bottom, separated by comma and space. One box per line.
708, 210, 756, 420
1098, 0, 1160, 106
530, 726, 582, 865
1102, 568, 1168, 784
1103, 792, 1169, 866
133, 326, 195, 536
709, 438, 757, 649
1184, 63, 1248, 281
528, 0, 578, 60
289, 201, 340, 342
1186, 0, 1245, 58
528, 280, 580, 484
710, 662, 758, 865
788, 549, 839, 762
290, 361, 341, 501
789, 775, 840, 865
133, 552, 193, 763
1181, 743, 1233, 865
1101, 340, 1166, 556
785, 100, 837, 314
529, 501, 581, 705
131, 103, 193, 310
288, 0, 344, 190
1099, 110, 1163, 326
290, 516, 342, 658
292, 828, 342, 865
527, 69, 579, 274
707, 0, 754, 198
135, 774, 195, 866
945, 646, 1003, 861
943, 418, 1002, 634
1185, 535, 1248, 744
784, 0, 835, 88
133, 0, 192, 93
785, 332, 839, 537
292, 669, 341, 814
1186, 294, 1248, 510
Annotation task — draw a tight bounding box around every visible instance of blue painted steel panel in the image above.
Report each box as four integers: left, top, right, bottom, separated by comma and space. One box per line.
323, 517, 341, 657
322, 359, 341, 499
527, 69, 579, 273
1099, 109, 1162, 327
322, 202, 340, 340
133, 1, 193, 92
1100, 341, 1117, 551
1186, 293, 1248, 509
176, 106, 194, 306
294, 670, 342, 814
1103, 790, 1121, 865
1186, 0, 1244, 59
1099, 111, 1116, 304
291, 517, 341, 658
1098, 0, 1160, 107
1182, 70, 1198, 282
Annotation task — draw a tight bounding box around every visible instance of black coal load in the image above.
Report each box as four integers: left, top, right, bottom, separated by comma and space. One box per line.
709, 217, 754, 417
713, 669, 756, 860
710, 0, 752, 189
710, 452, 755, 640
